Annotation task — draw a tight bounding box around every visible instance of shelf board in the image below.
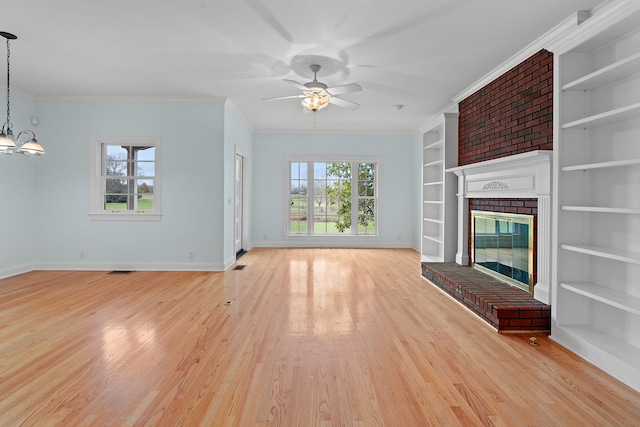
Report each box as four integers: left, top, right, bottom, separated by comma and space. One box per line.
423, 217, 443, 224
561, 243, 640, 265
423, 200, 444, 205
423, 181, 444, 186
421, 254, 443, 263
423, 235, 443, 244
562, 205, 640, 214
561, 281, 640, 316
562, 158, 640, 171
424, 159, 444, 167
555, 325, 640, 369
563, 52, 640, 91
423, 139, 444, 150
562, 102, 640, 129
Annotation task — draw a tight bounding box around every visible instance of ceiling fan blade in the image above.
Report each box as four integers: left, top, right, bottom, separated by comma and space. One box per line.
283, 79, 309, 91
329, 96, 360, 110
326, 83, 362, 95
262, 94, 304, 101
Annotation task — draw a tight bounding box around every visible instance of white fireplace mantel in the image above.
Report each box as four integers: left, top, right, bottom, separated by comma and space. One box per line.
446, 150, 553, 304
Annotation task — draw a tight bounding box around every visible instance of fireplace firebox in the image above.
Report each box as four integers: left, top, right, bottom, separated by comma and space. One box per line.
471, 210, 534, 293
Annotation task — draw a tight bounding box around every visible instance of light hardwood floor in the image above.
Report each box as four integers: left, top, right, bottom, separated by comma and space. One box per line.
1, 248, 639, 426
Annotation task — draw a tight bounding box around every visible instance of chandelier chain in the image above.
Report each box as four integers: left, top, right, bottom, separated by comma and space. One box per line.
5, 37, 10, 127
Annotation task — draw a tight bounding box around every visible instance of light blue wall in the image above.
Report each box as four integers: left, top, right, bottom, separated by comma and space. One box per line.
1, 94, 421, 278
253, 132, 417, 248
0, 93, 39, 277
223, 103, 254, 266
33, 99, 227, 270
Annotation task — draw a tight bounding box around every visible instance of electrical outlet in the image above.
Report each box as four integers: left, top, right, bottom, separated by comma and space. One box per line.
188, 251, 194, 260
79, 251, 85, 259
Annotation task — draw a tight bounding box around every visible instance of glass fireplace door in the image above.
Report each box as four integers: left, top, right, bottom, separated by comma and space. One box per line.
471, 210, 534, 293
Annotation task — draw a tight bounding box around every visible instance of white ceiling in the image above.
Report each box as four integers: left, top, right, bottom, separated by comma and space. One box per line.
2, 0, 605, 133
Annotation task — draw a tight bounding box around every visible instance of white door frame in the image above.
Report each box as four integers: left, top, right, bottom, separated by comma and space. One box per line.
234, 146, 250, 254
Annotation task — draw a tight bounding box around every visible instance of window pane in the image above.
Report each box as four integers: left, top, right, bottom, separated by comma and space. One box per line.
290, 195, 307, 233
325, 162, 351, 233
290, 162, 307, 233
291, 179, 306, 195
358, 163, 375, 197
106, 160, 127, 176
137, 194, 154, 210
136, 179, 154, 194
105, 178, 128, 195
136, 146, 155, 161
313, 170, 327, 233
136, 161, 155, 177
107, 145, 128, 157
314, 162, 327, 179
358, 199, 375, 234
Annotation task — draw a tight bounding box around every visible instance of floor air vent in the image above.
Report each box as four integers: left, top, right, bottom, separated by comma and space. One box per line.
234, 265, 246, 270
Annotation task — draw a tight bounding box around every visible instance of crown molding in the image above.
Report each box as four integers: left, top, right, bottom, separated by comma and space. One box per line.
547, 0, 640, 55
451, 10, 591, 104
254, 128, 417, 136
418, 103, 459, 134
32, 95, 228, 104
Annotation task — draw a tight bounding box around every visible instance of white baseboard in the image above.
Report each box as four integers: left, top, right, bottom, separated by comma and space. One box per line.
0, 264, 34, 280
252, 240, 415, 249
34, 261, 227, 272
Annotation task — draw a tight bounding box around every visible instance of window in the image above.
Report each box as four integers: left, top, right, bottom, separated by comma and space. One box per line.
288, 160, 377, 235
90, 136, 161, 220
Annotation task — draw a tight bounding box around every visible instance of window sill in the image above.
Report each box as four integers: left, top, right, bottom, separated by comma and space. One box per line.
89, 213, 162, 221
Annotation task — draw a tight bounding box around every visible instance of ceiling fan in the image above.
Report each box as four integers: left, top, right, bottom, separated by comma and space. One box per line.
263, 64, 362, 112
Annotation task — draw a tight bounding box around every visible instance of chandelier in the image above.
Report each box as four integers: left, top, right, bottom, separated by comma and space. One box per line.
0, 32, 45, 156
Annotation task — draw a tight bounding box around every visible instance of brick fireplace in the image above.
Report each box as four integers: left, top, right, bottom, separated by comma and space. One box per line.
420, 50, 555, 331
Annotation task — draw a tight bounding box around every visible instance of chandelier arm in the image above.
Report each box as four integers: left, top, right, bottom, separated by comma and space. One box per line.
16, 130, 36, 141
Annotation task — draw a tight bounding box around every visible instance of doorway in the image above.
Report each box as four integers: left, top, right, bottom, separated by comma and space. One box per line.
235, 153, 245, 259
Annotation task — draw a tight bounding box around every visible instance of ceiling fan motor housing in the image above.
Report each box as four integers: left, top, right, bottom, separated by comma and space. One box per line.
304, 81, 328, 91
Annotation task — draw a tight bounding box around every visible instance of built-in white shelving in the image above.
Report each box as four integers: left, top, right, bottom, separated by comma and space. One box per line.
560, 244, 640, 265
562, 51, 640, 91
561, 206, 640, 214
562, 102, 640, 129
423, 218, 444, 224
560, 282, 640, 316
422, 235, 443, 244
421, 113, 458, 262
561, 158, 640, 171
552, 3, 640, 392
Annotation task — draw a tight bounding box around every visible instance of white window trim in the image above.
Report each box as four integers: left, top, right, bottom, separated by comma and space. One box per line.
89, 136, 162, 221
285, 157, 379, 237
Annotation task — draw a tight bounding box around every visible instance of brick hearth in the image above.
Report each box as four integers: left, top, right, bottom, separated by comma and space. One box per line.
421, 262, 550, 333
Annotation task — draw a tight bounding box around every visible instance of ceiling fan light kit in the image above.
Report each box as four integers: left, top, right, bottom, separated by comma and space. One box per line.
0, 31, 45, 156
301, 89, 331, 111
